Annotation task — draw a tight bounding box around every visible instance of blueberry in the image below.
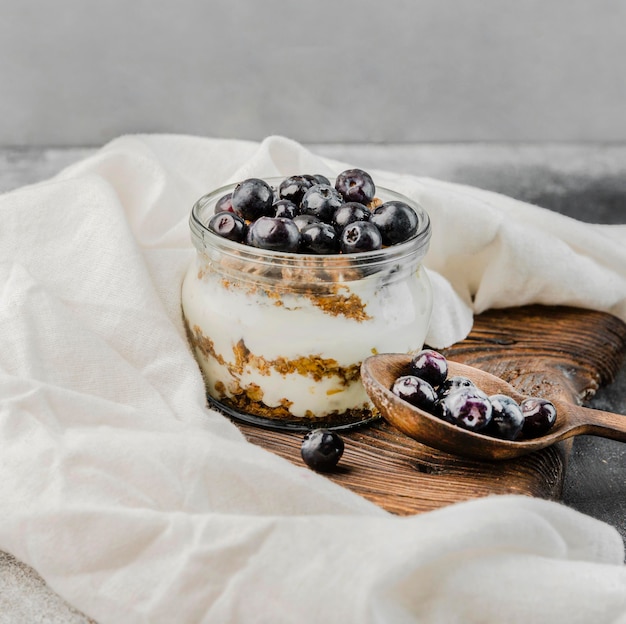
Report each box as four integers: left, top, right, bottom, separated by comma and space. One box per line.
332, 202, 371, 232
408, 349, 448, 388
370, 201, 419, 245
391, 375, 438, 413
292, 214, 321, 231
214, 192, 238, 215
279, 175, 314, 206
437, 387, 493, 431
521, 398, 557, 437
232, 178, 274, 221
340, 221, 383, 253
208, 211, 246, 243
335, 168, 376, 205
246, 216, 301, 252
300, 222, 340, 254
300, 184, 345, 222
273, 199, 299, 219
437, 376, 476, 400
485, 394, 524, 440
300, 429, 344, 472
311, 174, 331, 185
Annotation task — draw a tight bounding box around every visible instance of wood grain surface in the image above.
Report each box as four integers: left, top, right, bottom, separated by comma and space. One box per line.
236, 305, 626, 515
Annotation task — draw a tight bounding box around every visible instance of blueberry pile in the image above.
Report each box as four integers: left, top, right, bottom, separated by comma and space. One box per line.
207, 169, 420, 254
300, 429, 345, 472
391, 349, 557, 441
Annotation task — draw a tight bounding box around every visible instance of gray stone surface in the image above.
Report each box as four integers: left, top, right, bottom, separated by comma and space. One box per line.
0, 143, 624, 620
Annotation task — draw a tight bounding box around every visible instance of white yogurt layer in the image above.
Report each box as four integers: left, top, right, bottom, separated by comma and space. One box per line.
182, 256, 432, 419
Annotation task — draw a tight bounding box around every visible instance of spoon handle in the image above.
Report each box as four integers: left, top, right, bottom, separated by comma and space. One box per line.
567, 403, 626, 442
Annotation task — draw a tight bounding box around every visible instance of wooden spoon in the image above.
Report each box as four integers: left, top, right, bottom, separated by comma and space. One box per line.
361, 353, 626, 461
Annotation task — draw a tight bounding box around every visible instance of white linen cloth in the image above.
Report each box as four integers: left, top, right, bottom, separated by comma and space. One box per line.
0, 134, 625, 623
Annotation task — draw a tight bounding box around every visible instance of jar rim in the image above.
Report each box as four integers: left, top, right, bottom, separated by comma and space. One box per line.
189, 177, 431, 268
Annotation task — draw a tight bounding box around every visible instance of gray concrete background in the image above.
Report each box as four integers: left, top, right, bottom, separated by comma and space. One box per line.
1, 0, 626, 146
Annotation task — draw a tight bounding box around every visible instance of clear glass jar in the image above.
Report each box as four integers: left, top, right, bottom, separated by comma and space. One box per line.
182, 178, 433, 430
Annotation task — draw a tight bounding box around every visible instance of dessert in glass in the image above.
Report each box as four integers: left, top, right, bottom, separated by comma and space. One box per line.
182, 170, 433, 430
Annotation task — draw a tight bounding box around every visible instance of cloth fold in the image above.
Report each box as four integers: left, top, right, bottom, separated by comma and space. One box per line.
0, 134, 625, 623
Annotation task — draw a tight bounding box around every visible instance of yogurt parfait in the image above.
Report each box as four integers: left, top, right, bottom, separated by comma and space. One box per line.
182, 170, 433, 429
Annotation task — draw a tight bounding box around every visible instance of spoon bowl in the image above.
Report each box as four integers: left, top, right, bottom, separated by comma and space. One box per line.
361, 353, 626, 461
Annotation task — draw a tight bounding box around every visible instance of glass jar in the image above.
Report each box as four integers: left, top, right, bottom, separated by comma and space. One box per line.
182, 178, 433, 430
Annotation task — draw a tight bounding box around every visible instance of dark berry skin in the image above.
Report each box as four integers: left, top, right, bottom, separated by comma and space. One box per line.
231, 178, 274, 221
273, 199, 299, 219
300, 184, 345, 222
408, 349, 448, 388
437, 376, 476, 400
279, 175, 314, 206
292, 214, 321, 231
437, 387, 493, 432
332, 202, 371, 232
246, 216, 301, 252
370, 201, 419, 245
311, 174, 331, 185
214, 192, 237, 215
301, 429, 344, 472
208, 211, 247, 243
391, 375, 438, 413
340, 221, 383, 254
485, 394, 524, 440
335, 168, 376, 205
521, 398, 557, 437
300, 222, 340, 254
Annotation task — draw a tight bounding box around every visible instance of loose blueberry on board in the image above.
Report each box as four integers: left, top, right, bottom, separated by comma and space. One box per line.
521, 397, 557, 437
485, 394, 525, 440
231, 178, 275, 221
437, 376, 476, 400
246, 216, 301, 252
332, 202, 371, 232
300, 222, 340, 254
391, 375, 438, 413
208, 212, 247, 243
437, 387, 493, 432
279, 175, 314, 205
300, 184, 345, 222
300, 429, 345, 472
370, 201, 419, 245
335, 168, 376, 205
273, 199, 299, 219
408, 348, 448, 388
340, 221, 383, 253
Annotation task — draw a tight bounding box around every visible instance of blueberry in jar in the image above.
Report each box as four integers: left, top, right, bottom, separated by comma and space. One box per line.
408, 348, 448, 388
391, 375, 438, 413
300, 184, 345, 222
279, 175, 315, 205
335, 168, 376, 205
340, 221, 383, 254
246, 216, 301, 252
300, 222, 340, 254
208, 211, 247, 243
521, 397, 557, 437
273, 199, 299, 219
292, 214, 321, 231
485, 394, 524, 440
301, 429, 345, 472
332, 202, 371, 232
437, 387, 493, 431
370, 201, 419, 245
214, 192, 237, 215
437, 376, 476, 400
231, 178, 275, 221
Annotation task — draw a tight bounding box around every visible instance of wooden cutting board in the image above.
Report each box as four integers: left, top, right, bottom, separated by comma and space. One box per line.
236, 305, 626, 515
